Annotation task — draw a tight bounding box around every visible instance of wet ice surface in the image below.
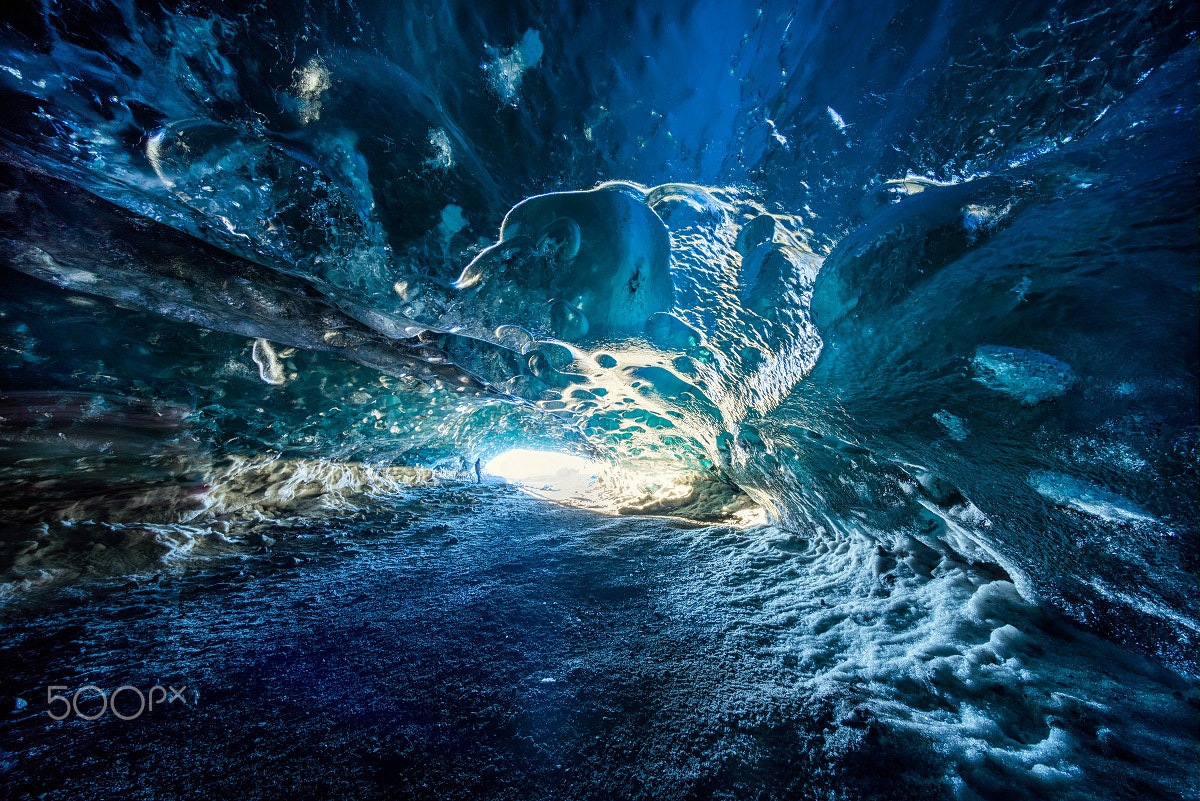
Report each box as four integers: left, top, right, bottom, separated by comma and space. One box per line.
1, 488, 1194, 801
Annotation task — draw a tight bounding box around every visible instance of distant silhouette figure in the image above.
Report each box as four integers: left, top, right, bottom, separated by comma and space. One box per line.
474, 458, 482, 484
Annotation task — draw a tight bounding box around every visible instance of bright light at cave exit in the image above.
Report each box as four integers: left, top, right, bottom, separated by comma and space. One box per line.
485, 449, 598, 490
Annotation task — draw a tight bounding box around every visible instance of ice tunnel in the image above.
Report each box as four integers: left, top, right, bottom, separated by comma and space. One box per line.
0, 1, 1196, 799
484, 449, 597, 489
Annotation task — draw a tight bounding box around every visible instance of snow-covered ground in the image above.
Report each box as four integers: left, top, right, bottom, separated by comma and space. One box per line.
1, 487, 1193, 800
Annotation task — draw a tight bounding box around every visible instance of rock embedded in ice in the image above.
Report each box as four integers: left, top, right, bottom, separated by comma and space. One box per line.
1029, 471, 1154, 524
970, 345, 1076, 405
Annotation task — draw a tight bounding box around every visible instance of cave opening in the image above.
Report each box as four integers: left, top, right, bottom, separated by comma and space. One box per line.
484, 448, 599, 493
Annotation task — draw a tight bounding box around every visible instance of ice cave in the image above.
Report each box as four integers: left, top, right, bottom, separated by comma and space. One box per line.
0, 1, 1195, 799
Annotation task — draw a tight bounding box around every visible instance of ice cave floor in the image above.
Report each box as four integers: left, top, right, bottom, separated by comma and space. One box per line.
0, 486, 1195, 801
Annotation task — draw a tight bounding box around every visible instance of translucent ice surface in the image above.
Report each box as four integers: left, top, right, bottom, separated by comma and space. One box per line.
0, 2, 1195, 798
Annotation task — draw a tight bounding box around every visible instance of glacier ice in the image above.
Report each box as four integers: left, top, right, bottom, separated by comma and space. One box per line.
0, 1, 1196, 798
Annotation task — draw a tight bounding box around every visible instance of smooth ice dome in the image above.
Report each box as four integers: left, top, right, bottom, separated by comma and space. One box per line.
456, 183, 673, 340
